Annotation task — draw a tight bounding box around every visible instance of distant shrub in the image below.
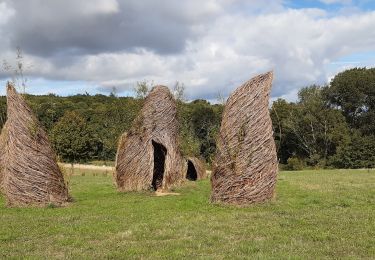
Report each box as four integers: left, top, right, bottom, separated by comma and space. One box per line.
285, 157, 305, 171
278, 164, 287, 171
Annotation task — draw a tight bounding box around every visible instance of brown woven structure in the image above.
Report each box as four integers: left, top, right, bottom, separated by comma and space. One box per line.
186, 157, 206, 181
1, 83, 69, 206
0, 122, 8, 191
115, 86, 186, 191
211, 72, 278, 205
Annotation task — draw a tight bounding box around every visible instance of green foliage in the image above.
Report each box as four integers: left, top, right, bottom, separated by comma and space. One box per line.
14, 93, 142, 162
271, 85, 351, 167
285, 157, 305, 171
177, 102, 200, 157
178, 99, 223, 163
0, 91, 223, 164
0, 97, 6, 128
1, 67, 375, 168
329, 131, 375, 169
51, 111, 100, 163
271, 98, 298, 163
0, 90, 224, 164
325, 67, 375, 134
271, 71, 375, 169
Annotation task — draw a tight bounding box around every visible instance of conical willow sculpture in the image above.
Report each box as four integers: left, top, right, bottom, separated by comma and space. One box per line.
1, 83, 69, 206
115, 86, 186, 192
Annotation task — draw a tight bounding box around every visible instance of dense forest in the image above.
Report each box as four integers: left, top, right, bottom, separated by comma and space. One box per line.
0, 67, 374, 169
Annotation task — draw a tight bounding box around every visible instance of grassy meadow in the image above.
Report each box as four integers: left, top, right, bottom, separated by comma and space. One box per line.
0, 169, 374, 259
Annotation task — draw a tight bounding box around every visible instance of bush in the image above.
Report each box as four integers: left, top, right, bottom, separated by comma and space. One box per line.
285, 157, 305, 171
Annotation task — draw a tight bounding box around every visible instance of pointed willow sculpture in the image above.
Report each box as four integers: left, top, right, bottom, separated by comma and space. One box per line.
211, 72, 278, 205
1, 83, 69, 206
115, 86, 186, 191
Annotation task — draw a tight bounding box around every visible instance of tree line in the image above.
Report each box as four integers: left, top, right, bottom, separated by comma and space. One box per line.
0, 67, 374, 169
271, 67, 375, 169
0, 86, 223, 165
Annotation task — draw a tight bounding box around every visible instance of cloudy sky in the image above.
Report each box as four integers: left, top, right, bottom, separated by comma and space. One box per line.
0, 0, 375, 101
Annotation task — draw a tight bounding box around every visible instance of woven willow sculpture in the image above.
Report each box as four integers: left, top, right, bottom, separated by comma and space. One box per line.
211, 72, 278, 205
1, 83, 69, 206
115, 86, 186, 191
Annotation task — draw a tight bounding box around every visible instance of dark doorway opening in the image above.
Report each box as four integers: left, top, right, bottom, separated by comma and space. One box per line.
186, 160, 197, 181
152, 140, 167, 190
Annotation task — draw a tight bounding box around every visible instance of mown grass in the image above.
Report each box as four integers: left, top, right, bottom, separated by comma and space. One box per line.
1, 169, 374, 259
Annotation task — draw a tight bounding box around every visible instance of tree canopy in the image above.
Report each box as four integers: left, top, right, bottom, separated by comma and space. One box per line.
0, 67, 374, 169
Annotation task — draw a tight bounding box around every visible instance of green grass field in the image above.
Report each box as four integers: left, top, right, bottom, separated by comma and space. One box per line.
1, 169, 374, 259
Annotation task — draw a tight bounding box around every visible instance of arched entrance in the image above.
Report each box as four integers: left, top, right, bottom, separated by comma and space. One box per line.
186, 160, 197, 181
152, 140, 167, 190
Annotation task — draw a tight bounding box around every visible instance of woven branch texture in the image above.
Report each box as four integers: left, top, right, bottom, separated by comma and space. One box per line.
1, 83, 69, 206
211, 72, 278, 205
115, 86, 186, 191
0, 122, 8, 192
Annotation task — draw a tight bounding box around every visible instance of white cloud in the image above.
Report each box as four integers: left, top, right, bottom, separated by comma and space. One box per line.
1, 1, 375, 101
319, 0, 352, 4
56, 9, 375, 100
0, 2, 14, 25
81, 0, 119, 15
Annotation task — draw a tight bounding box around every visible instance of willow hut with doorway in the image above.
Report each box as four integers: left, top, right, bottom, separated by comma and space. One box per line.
115, 86, 186, 192
1, 83, 69, 206
186, 157, 206, 181
211, 72, 278, 205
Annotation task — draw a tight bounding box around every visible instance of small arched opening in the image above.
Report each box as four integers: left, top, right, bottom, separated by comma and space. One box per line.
152, 140, 167, 190
186, 160, 198, 181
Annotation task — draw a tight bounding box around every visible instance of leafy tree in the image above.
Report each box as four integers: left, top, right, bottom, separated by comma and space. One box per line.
1, 67, 373, 169
189, 100, 222, 162
330, 131, 375, 169
272, 86, 350, 167
291, 86, 350, 165
325, 67, 375, 134
177, 99, 223, 163
51, 111, 101, 163
270, 98, 299, 163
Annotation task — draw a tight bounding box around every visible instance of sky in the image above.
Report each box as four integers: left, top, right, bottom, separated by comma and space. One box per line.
0, 0, 374, 101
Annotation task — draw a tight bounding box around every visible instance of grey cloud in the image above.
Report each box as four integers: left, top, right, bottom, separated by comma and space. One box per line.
4, 0, 221, 57
1, 1, 375, 101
